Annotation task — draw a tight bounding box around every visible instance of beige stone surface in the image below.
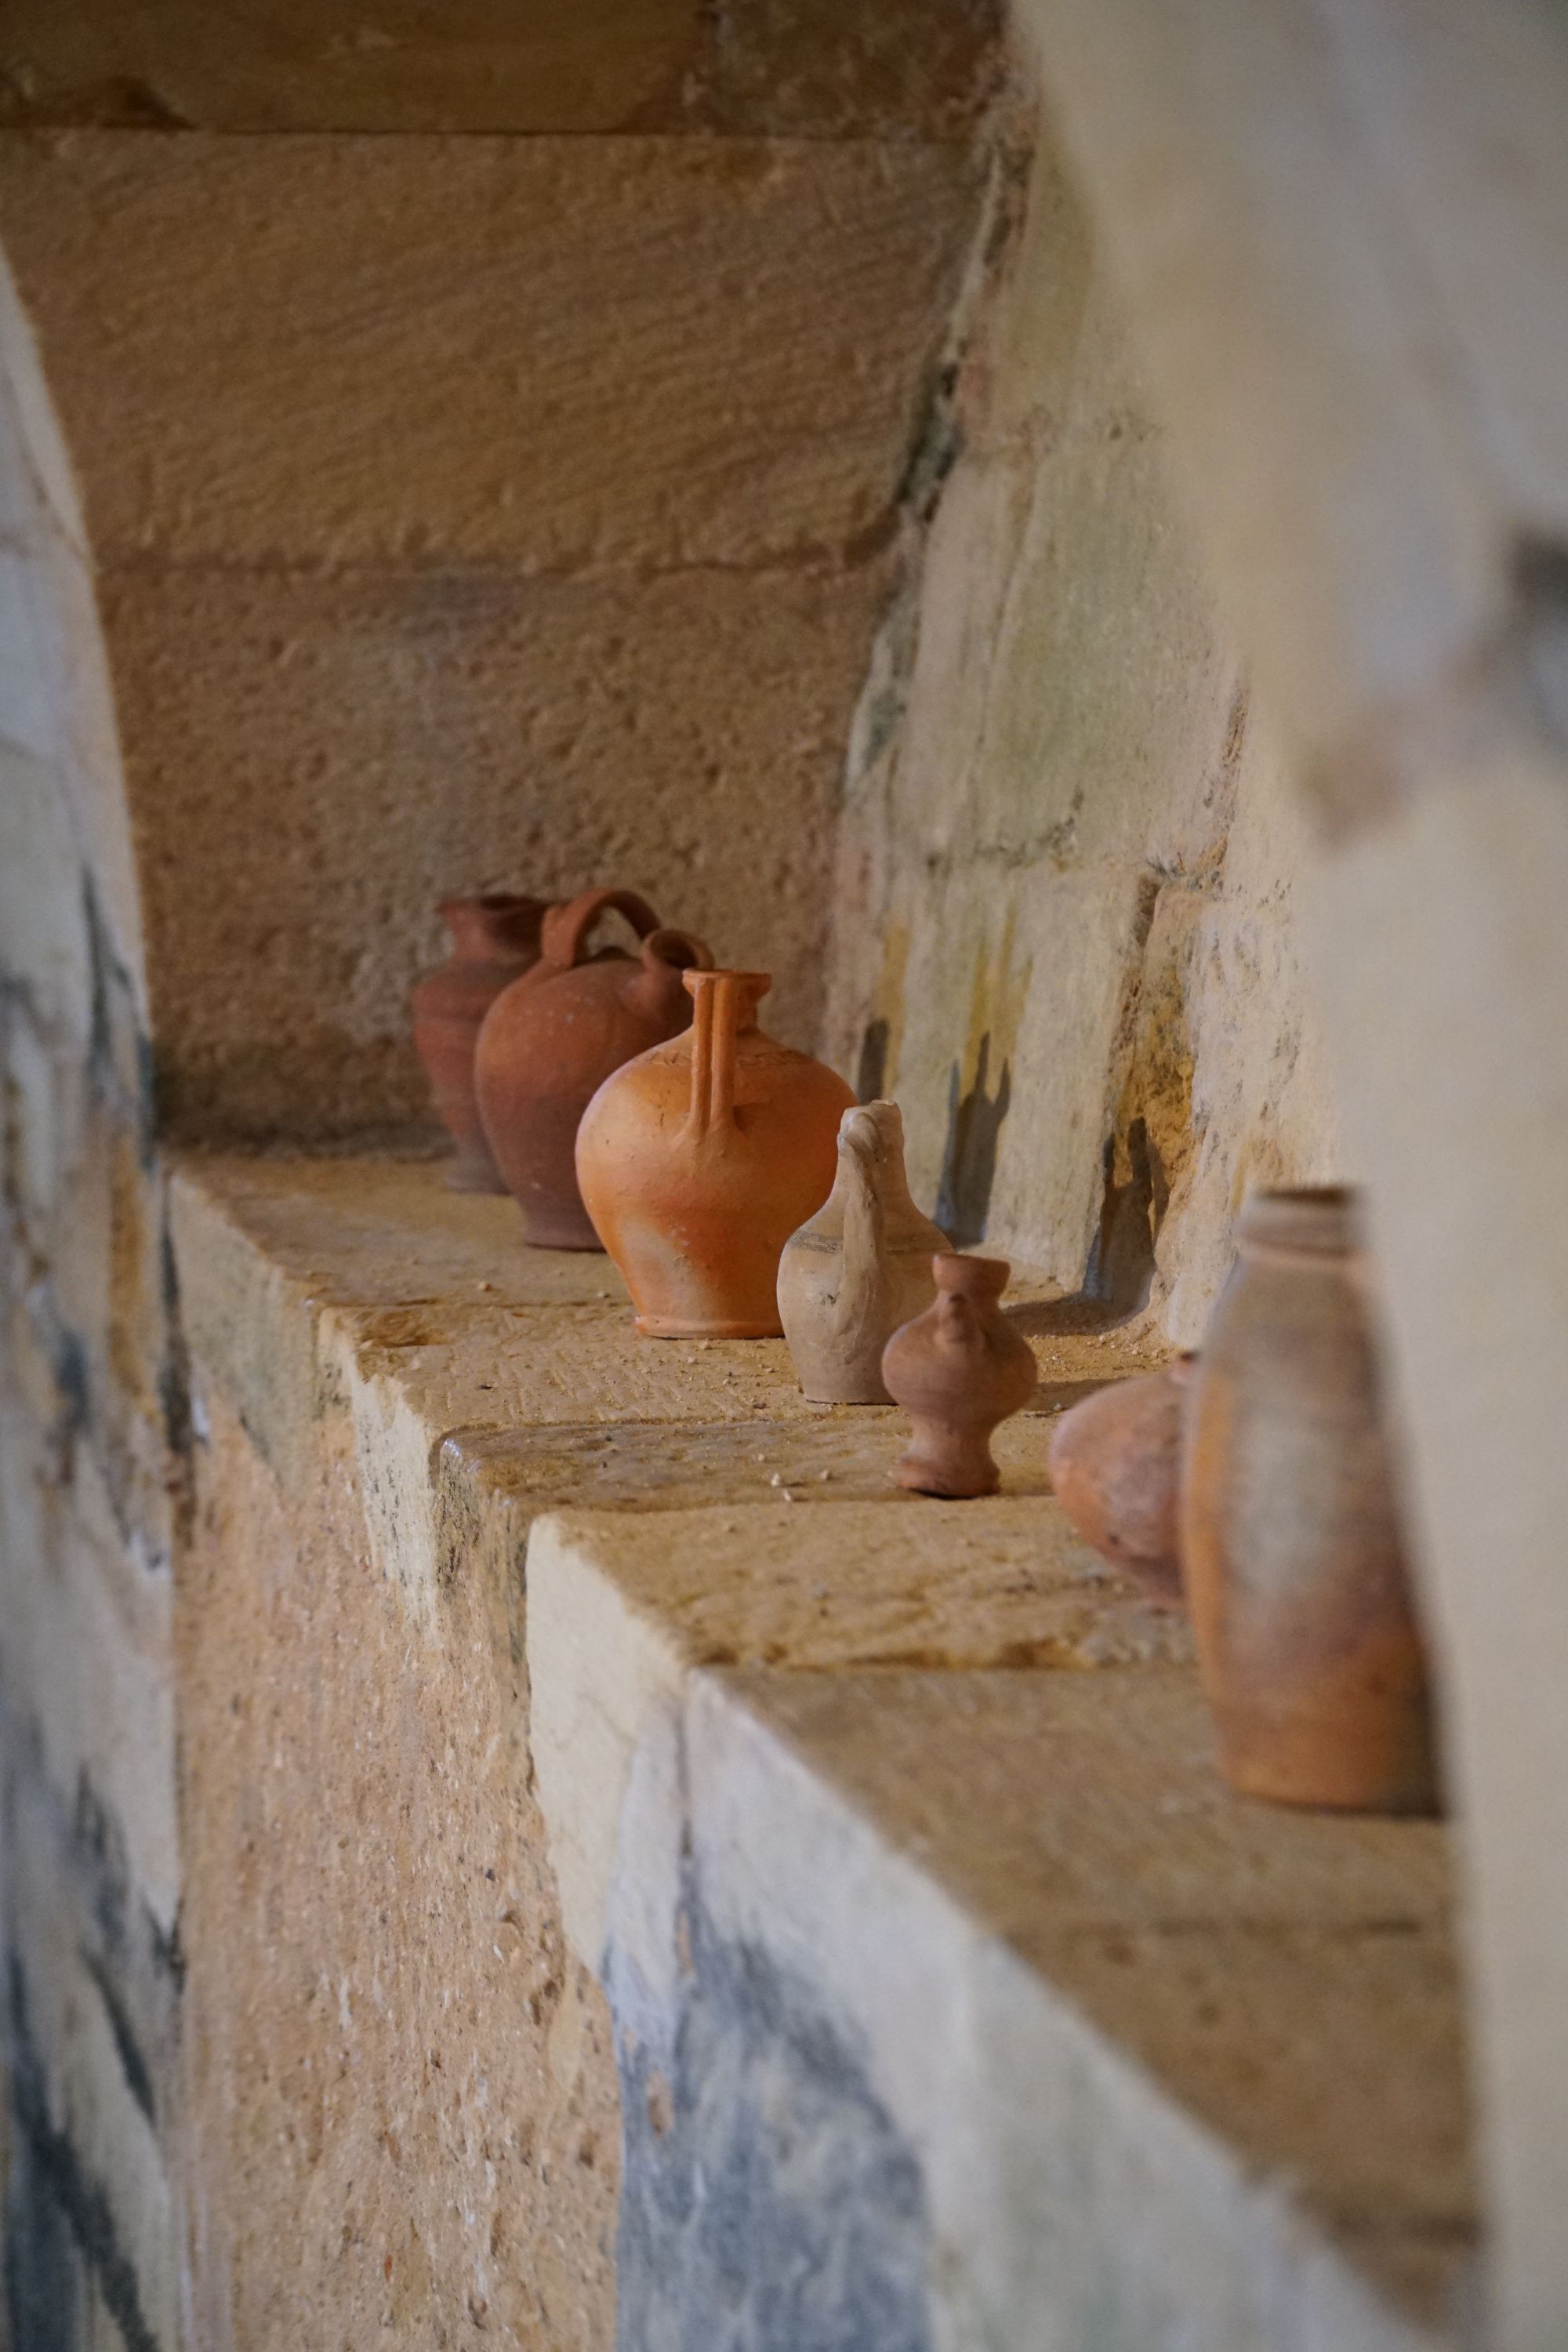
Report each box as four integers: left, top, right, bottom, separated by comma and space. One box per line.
164, 1147, 1170, 2347
689, 1664, 1471, 2339
153, 1136, 1471, 2347
532, 1497, 1189, 1675
0, 133, 976, 571
173, 1153, 1160, 1470
0, 0, 1000, 138
105, 557, 890, 1134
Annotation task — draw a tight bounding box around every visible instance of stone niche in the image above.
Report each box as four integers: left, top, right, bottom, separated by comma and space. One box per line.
0, 11, 1442, 2352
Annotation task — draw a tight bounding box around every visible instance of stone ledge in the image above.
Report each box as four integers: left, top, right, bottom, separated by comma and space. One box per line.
169, 1149, 1472, 2350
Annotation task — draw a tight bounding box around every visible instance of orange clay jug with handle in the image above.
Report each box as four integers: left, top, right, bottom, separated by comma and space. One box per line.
575, 968, 855, 1335
474, 887, 712, 1250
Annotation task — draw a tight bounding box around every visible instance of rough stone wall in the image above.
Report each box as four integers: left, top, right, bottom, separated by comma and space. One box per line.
0, 14, 1363, 2350
0, 256, 184, 2350
0, 5, 997, 1145
825, 112, 1344, 1343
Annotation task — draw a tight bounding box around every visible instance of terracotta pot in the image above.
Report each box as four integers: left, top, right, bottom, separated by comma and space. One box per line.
474, 887, 713, 1249
1180, 1187, 1439, 1813
882, 1256, 1036, 1498
1047, 1355, 1196, 1605
575, 969, 855, 1337
411, 894, 550, 1192
777, 1101, 949, 1403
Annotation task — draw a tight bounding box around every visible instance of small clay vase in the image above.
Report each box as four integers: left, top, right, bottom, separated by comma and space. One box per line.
575, 969, 855, 1337
882, 1256, 1036, 1498
1180, 1187, 1439, 1814
411, 894, 550, 1191
474, 887, 713, 1249
776, 1102, 948, 1403
1047, 1355, 1196, 1606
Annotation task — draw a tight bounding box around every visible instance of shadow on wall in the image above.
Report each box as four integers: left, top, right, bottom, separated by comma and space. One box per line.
855, 1016, 891, 1106
935, 1031, 1011, 1248
1083, 1112, 1163, 1312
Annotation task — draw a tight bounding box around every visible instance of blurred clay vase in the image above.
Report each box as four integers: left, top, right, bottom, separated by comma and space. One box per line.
777, 1100, 948, 1403
575, 969, 855, 1337
1047, 1355, 1196, 1605
412, 894, 550, 1192
882, 1256, 1036, 1498
474, 887, 712, 1249
1180, 1186, 1439, 1813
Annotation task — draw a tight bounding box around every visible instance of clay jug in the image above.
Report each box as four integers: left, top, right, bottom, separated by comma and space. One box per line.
411, 894, 550, 1191
575, 969, 855, 1336
776, 1102, 948, 1403
882, 1256, 1036, 1497
1048, 1355, 1196, 1605
474, 887, 713, 1250
1180, 1187, 1439, 1813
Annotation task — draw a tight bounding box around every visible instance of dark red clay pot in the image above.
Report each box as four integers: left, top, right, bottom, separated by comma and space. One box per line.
881, 1256, 1036, 1498
411, 895, 550, 1192
474, 887, 712, 1250
1047, 1354, 1196, 1606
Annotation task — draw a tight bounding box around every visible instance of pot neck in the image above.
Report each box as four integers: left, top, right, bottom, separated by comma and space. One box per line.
441, 894, 548, 962
1237, 1185, 1361, 1261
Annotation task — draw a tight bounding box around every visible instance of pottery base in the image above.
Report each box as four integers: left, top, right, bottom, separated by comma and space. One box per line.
637, 1313, 783, 1339
892, 1457, 1001, 1500
1212, 1711, 1443, 1817
445, 1152, 508, 1195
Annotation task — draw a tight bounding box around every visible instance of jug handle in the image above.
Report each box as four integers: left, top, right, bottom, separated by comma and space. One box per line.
683, 971, 769, 1140
541, 887, 662, 969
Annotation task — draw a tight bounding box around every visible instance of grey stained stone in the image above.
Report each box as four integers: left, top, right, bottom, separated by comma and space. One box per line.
612, 1871, 933, 2352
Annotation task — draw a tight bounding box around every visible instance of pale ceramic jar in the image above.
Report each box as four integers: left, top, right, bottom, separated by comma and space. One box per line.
776, 1101, 948, 1403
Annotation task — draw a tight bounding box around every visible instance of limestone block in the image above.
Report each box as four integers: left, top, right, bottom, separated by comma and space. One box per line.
528, 1471, 1467, 2347
700, 0, 1003, 140
107, 560, 887, 1135
1009, 0, 1511, 755
5, 1769, 180, 2352
1312, 752, 1568, 2352
860, 858, 1147, 1271
176, 1385, 621, 2351
0, 132, 978, 572
1163, 722, 1344, 1342
0, 249, 87, 562
0, 1487, 178, 1934
677, 1668, 1465, 2350
0, 0, 704, 134
0, 0, 1000, 138
0, 744, 92, 1047
529, 1496, 1186, 1968
0, 541, 60, 766
826, 112, 1341, 1330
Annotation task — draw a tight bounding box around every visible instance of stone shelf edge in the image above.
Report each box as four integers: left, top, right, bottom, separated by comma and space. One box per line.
168, 1151, 1472, 2352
